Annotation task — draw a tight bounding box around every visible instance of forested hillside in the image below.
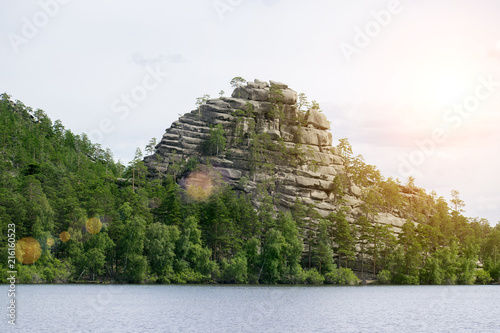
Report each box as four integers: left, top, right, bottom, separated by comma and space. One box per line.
0, 92, 498, 285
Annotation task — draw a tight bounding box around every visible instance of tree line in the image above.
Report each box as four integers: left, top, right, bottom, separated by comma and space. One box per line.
0, 93, 498, 285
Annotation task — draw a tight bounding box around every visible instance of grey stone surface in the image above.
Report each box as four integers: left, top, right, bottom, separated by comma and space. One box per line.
305, 108, 330, 130
269, 80, 288, 89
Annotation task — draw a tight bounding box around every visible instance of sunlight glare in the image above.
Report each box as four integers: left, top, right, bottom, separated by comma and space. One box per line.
15, 237, 42, 265
59, 231, 71, 242
411, 61, 473, 108
185, 171, 214, 201
85, 217, 102, 234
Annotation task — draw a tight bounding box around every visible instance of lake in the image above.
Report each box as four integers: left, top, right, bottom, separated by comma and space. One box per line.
2, 284, 499, 332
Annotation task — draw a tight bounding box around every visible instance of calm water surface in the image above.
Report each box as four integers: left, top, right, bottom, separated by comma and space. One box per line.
1, 284, 499, 333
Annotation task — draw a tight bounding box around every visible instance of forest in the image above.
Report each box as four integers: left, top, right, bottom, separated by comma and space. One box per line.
0, 92, 499, 285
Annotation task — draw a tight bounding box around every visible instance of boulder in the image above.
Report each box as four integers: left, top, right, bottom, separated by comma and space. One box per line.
281, 88, 297, 105
231, 86, 251, 99
217, 168, 242, 180
222, 97, 247, 110
317, 131, 333, 146
251, 88, 269, 101
296, 175, 319, 188
294, 169, 321, 179
318, 180, 335, 191
343, 195, 362, 207
316, 166, 338, 176
305, 108, 330, 130
311, 190, 328, 200
283, 105, 299, 122
351, 185, 362, 197
299, 129, 319, 146
269, 80, 288, 89
316, 201, 336, 211
254, 79, 269, 88
376, 213, 406, 228
208, 157, 234, 168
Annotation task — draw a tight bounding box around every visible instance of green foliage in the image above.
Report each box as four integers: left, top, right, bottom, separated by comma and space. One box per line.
474, 269, 492, 285
145, 223, 179, 282
302, 268, 325, 284
244, 237, 261, 283
332, 174, 349, 202
268, 84, 285, 119
222, 252, 248, 284
296, 93, 310, 113
277, 212, 303, 283
1, 94, 496, 287
314, 219, 335, 274
230, 77, 246, 89
376, 269, 392, 284
203, 124, 227, 156
324, 267, 360, 285
195, 94, 211, 117
260, 228, 286, 284
328, 210, 355, 268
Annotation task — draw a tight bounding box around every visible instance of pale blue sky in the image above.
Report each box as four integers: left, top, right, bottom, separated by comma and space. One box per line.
2, 0, 500, 223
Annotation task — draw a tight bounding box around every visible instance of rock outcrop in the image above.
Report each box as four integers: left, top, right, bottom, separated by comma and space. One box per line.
145, 79, 406, 234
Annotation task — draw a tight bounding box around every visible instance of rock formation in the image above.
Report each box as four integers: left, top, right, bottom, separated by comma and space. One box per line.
145, 79, 407, 234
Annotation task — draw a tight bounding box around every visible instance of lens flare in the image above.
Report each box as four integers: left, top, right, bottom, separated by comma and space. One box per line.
185, 171, 214, 201
59, 231, 71, 242
46, 237, 55, 247
15, 237, 42, 265
85, 217, 102, 234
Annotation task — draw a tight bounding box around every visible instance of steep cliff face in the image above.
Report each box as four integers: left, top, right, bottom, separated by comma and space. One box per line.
145, 79, 407, 233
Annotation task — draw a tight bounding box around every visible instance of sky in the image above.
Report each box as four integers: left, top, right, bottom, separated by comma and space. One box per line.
2, 0, 500, 224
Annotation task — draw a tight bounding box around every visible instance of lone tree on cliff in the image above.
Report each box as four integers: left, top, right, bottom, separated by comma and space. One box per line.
230, 77, 246, 89
195, 94, 211, 117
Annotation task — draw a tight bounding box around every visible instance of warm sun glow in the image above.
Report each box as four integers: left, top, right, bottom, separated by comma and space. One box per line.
46, 237, 55, 247
410, 60, 474, 108
86, 217, 102, 234
59, 231, 71, 242
185, 171, 214, 201
15, 237, 42, 265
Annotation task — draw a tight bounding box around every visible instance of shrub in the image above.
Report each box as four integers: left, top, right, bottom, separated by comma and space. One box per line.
324, 268, 360, 285
43, 267, 55, 283
376, 269, 392, 285
302, 268, 325, 284
474, 269, 492, 285
393, 274, 420, 285
172, 269, 205, 284
485, 262, 500, 282
222, 253, 248, 284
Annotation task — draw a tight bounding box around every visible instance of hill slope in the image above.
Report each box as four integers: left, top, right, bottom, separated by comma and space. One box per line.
1, 89, 499, 285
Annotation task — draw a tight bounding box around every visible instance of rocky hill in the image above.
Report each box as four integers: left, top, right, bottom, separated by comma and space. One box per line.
145, 79, 409, 235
